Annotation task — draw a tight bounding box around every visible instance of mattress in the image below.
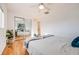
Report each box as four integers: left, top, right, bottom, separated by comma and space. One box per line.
26, 36, 79, 55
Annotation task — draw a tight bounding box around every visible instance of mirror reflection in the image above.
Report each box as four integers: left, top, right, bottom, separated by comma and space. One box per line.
14, 16, 32, 39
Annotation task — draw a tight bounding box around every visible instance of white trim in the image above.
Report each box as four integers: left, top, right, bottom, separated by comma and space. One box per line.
0, 8, 4, 28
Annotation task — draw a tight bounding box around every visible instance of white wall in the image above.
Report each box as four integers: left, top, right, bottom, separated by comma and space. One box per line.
7, 3, 79, 39
40, 4, 79, 39
0, 4, 7, 54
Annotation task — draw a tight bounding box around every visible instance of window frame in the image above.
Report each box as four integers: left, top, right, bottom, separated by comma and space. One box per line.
0, 7, 4, 29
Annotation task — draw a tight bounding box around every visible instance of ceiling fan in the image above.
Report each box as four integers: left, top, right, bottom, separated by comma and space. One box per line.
38, 3, 50, 14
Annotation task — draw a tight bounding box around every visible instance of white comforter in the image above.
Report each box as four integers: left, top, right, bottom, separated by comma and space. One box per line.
27, 36, 79, 55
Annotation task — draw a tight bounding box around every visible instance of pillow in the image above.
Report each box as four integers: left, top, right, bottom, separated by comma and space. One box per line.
71, 36, 79, 47
43, 34, 54, 38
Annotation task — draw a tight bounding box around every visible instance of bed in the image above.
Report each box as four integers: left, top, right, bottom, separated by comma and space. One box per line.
25, 35, 79, 55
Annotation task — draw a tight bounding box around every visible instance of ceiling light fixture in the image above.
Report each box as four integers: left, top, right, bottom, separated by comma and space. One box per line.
39, 3, 50, 14
39, 3, 45, 10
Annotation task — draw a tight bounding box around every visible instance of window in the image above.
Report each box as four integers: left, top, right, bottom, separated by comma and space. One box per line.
0, 8, 4, 28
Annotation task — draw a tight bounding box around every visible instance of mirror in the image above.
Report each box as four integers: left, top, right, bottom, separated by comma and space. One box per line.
14, 16, 32, 38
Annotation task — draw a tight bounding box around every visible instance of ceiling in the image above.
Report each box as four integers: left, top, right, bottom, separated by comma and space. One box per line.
6, 3, 79, 19
6, 3, 52, 13
6, 3, 79, 13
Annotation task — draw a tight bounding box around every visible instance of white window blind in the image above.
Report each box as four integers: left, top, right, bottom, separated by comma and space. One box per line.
0, 8, 4, 28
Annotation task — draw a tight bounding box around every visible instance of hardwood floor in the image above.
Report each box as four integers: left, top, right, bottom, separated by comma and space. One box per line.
2, 36, 29, 55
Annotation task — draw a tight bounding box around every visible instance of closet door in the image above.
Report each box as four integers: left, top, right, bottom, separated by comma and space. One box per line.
14, 17, 26, 36
14, 16, 32, 39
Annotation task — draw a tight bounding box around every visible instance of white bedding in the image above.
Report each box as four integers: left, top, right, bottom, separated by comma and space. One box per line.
27, 36, 79, 55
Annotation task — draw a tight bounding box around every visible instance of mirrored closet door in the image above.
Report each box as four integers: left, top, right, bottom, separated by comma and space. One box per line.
14, 16, 32, 40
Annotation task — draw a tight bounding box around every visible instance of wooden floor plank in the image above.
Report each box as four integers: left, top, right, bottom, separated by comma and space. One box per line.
2, 37, 29, 55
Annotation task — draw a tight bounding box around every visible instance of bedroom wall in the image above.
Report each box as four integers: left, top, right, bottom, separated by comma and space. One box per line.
7, 3, 79, 39
40, 4, 79, 39
0, 4, 7, 54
